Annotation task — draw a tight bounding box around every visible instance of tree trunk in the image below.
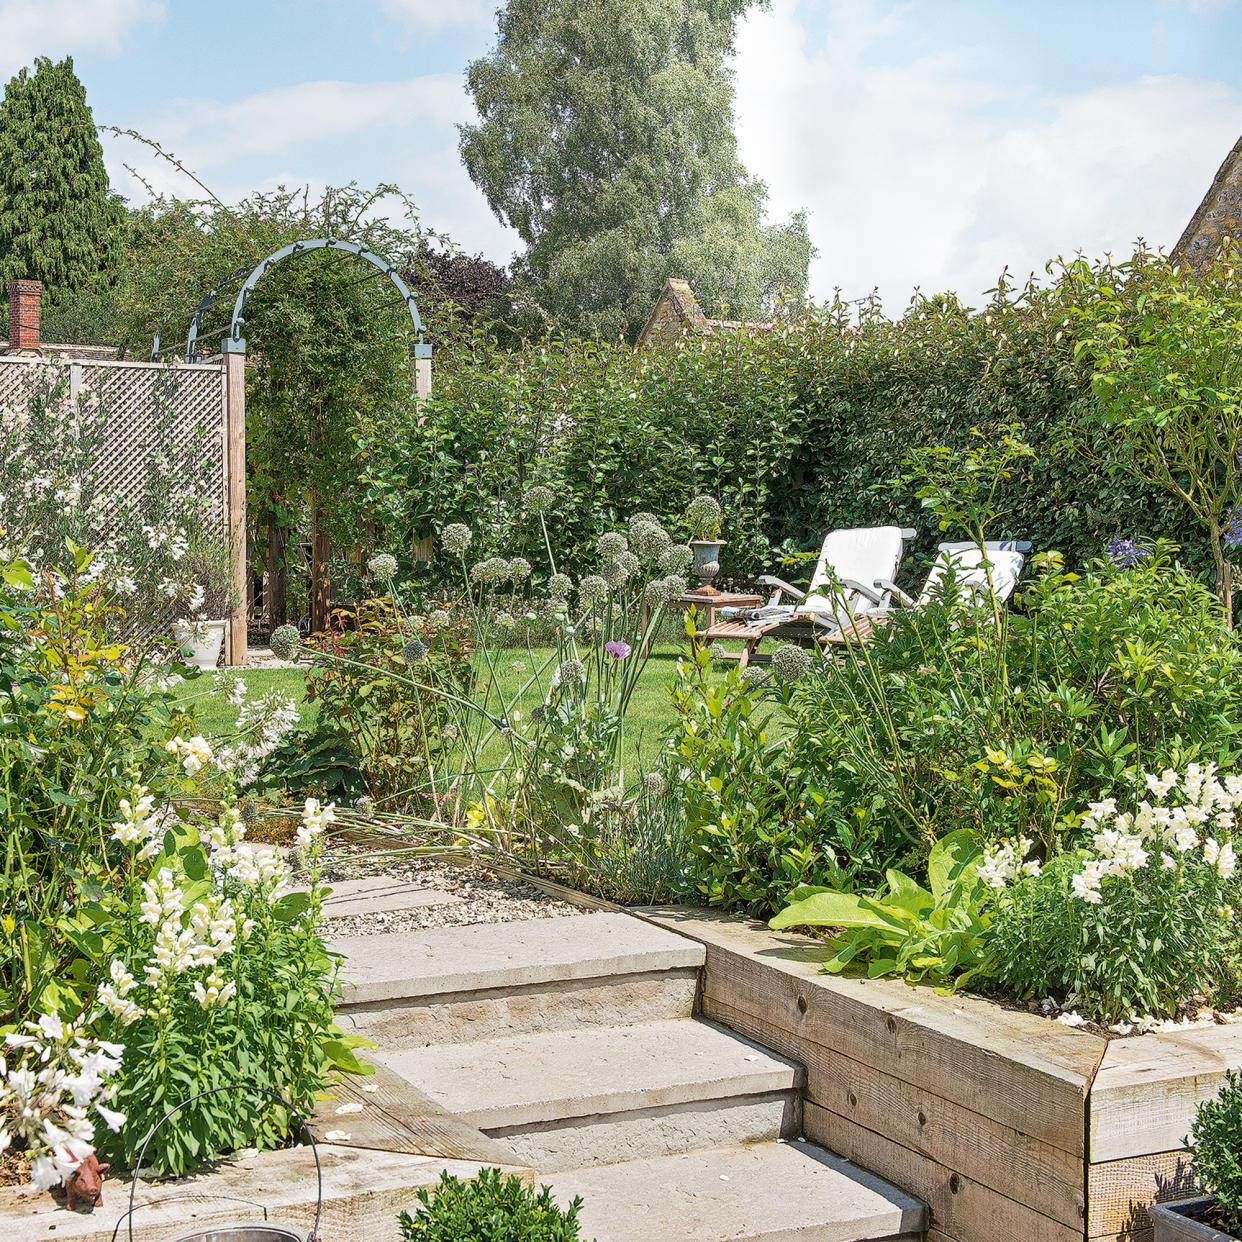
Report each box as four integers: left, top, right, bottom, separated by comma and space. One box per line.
1210, 521, 1234, 628
266, 511, 288, 630
310, 492, 331, 634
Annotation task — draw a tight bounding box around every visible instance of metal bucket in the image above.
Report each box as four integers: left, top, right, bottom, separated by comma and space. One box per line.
166, 1229, 310, 1242
128, 1087, 322, 1242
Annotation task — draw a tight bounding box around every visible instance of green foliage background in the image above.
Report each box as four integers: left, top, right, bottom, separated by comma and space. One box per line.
402, 277, 1205, 587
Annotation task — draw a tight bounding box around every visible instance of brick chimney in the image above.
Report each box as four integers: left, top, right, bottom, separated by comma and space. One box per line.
7, 279, 41, 353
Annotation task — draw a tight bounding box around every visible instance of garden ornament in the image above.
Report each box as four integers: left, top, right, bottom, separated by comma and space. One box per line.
64, 1153, 109, 1211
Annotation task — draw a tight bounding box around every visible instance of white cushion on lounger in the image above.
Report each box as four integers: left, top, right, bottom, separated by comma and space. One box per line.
918, 546, 1026, 607
796, 525, 907, 618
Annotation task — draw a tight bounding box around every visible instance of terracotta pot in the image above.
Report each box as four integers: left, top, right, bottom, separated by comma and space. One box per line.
1150, 1197, 1240, 1241
172, 618, 227, 670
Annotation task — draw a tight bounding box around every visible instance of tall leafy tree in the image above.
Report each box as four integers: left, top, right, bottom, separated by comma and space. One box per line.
0, 57, 123, 295
459, 0, 812, 340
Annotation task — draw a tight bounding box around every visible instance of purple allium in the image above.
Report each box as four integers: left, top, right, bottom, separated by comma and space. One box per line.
604, 640, 632, 660
1107, 536, 1152, 568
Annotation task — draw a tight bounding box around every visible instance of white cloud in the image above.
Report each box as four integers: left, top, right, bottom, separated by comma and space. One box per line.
101, 71, 520, 265
0, 0, 164, 78
377, 0, 496, 36
733, 0, 1242, 309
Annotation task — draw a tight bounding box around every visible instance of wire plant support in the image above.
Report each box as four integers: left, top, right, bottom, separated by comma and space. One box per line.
125, 1085, 324, 1242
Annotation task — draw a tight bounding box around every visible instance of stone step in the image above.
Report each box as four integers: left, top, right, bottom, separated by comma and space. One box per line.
381, 1018, 803, 1167
334, 912, 704, 1045
549, 1141, 928, 1242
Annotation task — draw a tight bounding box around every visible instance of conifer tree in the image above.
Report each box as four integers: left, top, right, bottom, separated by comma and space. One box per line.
0, 57, 123, 294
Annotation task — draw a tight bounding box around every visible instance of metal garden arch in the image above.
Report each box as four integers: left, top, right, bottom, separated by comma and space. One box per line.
161, 238, 433, 666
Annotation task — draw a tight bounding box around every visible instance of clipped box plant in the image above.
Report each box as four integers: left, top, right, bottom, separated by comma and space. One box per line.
1150, 1069, 1242, 1240
398, 1168, 590, 1241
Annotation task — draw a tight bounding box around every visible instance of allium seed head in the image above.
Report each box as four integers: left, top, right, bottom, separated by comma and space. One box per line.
578, 574, 610, 606
525, 485, 555, 515
597, 531, 628, 559
367, 552, 397, 579
659, 543, 694, 573
771, 643, 813, 682
441, 523, 473, 554
269, 624, 301, 661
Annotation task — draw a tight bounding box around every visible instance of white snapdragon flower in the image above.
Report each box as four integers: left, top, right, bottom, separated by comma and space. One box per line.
164, 734, 214, 775
296, 797, 336, 849
1071, 860, 1106, 904
138, 867, 184, 928
1217, 842, 1238, 879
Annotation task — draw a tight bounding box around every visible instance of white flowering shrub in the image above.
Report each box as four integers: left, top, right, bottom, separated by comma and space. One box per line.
0, 565, 199, 1021
78, 792, 359, 1177
1, 1013, 126, 1192
987, 765, 1242, 1024
0, 380, 227, 641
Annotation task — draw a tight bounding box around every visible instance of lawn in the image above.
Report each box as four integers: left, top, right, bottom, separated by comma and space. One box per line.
176, 647, 694, 769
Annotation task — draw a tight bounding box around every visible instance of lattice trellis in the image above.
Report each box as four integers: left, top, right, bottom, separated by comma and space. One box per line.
0, 354, 229, 643
80, 360, 227, 538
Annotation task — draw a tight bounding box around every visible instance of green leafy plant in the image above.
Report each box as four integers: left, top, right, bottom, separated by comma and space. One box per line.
769, 830, 993, 989
398, 1167, 590, 1241
302, 598, 472, 811
1187, 1069, 1242, 1236
784, 543, 1242, 870
1066, 243, 1242, 619
0, 555, 193, 1023
668, 629, 862, 915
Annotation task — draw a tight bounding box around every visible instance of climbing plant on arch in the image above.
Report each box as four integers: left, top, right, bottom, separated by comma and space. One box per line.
170, 233, 433, 660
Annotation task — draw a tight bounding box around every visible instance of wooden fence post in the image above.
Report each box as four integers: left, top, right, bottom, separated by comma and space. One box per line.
223, 340, 248, 666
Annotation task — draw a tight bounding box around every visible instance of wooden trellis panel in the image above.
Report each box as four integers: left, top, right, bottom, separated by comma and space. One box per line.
0, 353, 230, 649
77, 359, 227, 537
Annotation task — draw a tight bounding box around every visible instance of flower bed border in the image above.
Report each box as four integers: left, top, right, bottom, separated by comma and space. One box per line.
641, 906, 1242, 1242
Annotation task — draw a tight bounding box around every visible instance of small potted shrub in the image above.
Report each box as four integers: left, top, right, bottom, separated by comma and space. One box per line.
398, 1167, 591, 1240
1150, 1069, 1242, 1239
170, 533, 236, 669
686, 495, 725, 590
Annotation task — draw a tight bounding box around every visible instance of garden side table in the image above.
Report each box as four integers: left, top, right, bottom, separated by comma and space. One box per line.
642, 589, 764, 654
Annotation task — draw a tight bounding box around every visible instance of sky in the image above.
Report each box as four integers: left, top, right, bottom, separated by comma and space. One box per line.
3, 0, 1242, 314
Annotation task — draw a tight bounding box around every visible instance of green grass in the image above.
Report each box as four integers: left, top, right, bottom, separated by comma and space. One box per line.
176, 647, 690, 769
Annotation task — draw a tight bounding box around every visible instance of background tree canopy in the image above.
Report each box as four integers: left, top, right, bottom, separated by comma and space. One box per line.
459, 0, 813, 341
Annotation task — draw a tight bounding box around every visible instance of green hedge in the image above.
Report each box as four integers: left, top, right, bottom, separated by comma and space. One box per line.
391, 286, 1203, 587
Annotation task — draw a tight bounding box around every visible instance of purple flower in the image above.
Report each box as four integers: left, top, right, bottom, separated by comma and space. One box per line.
1107, 536, 1152, 568
605, 640, 631, 660
1226, 506, 1242, 549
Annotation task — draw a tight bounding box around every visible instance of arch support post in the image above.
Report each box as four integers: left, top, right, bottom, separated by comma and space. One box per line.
223, 337, 248, 667
414, 341, 432, 410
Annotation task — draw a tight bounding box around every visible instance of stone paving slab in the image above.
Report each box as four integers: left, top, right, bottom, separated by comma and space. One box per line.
551, 1141, 928, 1242
318, 876, 462, 919
334, 911, 704, 1005
382, 1018, 801, 1130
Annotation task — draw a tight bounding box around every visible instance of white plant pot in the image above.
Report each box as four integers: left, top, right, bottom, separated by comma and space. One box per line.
173, 618, 227, 670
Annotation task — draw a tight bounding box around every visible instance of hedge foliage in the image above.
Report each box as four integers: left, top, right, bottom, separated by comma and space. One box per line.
392, 275, 1204, 588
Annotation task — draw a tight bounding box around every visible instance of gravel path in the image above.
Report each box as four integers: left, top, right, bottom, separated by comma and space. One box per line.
310, 843, 590, 937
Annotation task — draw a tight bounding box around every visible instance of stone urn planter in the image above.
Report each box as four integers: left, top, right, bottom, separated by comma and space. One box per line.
1150, 1198, 1240, 1241
172, 618, 227, 669
690, 539, 725, 590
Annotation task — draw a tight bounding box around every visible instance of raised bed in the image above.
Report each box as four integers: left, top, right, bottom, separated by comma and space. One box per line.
645, 907, 1242, 1242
